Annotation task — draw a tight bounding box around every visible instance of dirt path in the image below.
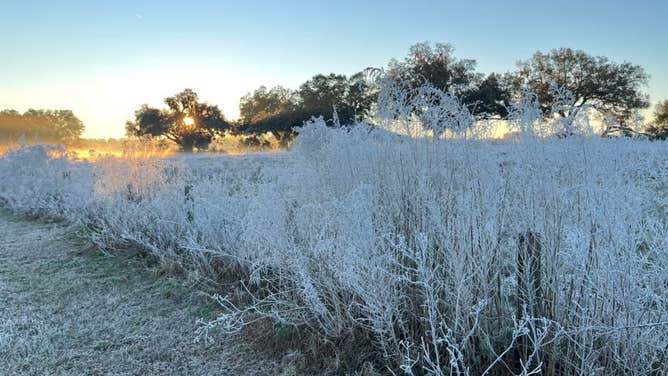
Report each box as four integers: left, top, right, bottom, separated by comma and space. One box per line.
0, 209, 278, 375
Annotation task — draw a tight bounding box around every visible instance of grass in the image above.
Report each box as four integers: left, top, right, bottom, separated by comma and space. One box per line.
0, 209, 282, 375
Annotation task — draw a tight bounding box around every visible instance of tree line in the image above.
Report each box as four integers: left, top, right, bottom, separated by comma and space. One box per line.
0, 109, 84, 144
127, 43, 668, 151
2, 43, 666, 150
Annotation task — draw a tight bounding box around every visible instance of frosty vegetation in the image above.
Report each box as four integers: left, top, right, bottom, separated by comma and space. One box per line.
0, 78, 667, 375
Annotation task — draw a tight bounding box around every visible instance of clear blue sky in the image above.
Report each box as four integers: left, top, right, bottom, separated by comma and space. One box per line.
1, 0, 666, 138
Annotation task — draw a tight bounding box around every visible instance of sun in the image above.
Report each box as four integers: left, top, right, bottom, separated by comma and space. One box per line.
183, 116, 195, 126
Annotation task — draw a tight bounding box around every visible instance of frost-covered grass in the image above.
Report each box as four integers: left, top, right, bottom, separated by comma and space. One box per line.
0, 209, 278, 375
1, 83, 667, 374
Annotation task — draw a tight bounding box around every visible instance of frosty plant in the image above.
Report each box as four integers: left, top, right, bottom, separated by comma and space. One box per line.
375, 74, 419, 136
506, 87, 544, 138
374, 75, 475, 139
413, 84, 474, 139
549, 82, 578, 137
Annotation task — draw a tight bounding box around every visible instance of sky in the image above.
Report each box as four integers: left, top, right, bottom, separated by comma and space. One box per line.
1, 0, 667, 139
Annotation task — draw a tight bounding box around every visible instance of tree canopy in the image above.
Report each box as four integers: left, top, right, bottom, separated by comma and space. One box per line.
297, 72, 378, 123
388, 42, 511, 118
126, 89, 230, 152
0, 109, 84, 144
514, 48, 650, 121
654, 100, 668, 126
239, 86, 298, 125
388, 42, 479, 96
234, 44, 654, 143
646, 100, 668, 140
238, 71, 378, 144
461, 73, 512, 118
118, 43, 656, 151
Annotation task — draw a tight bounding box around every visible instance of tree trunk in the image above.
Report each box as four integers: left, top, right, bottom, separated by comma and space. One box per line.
181, 140, 194, 153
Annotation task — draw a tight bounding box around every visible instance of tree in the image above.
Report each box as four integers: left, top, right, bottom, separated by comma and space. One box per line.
388, 42, 480, 97
0, 109, 84, 143
239, 71, 378, 146
461, 73, 512, 118
298, 72, 377, 123
239, 86, 298, 124
126, 89, 230, 152
346, 70, 379, 119
514, 48, 650, 122
299, 68, 377, 124
646, 100, 668, 140
240, 106, 335, 147
237, 85, 301, 146
387, 42, 509, 118
299, 73, 349, 111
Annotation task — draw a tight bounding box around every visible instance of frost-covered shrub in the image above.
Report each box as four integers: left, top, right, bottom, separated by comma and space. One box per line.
237, 121, 667, 374
0, 145, 94, 218
374, 75, 474, 139
412, 84, 474, 138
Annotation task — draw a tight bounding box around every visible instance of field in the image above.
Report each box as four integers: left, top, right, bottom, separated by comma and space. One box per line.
1, 100, 668, 374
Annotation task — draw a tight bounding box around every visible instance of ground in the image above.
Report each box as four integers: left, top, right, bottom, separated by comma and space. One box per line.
0, 209, 280, 375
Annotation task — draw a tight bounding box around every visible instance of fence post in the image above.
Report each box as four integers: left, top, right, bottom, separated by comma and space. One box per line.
185, 182, 194, 224
517, 230, 544, 363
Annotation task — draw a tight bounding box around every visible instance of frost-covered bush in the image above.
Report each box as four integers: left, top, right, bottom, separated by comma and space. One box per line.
374, 75, 474, 139
0, 145, 94, 218
0, 84, 667, 374
232, 119, 668, 374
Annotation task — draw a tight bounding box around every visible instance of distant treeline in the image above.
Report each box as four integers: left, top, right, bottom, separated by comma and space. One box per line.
233, 43, 662, 141
126, 43, 668, 151
0, 109, 84, 144
3, 43, 667, 152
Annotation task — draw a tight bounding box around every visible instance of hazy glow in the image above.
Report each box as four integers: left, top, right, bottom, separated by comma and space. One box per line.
183, 116, 195, 126
0, 66, 301, 139
67, 148, 124, 160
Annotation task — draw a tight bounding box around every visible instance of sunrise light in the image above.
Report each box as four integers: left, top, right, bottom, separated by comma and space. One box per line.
1, 2, 668, 374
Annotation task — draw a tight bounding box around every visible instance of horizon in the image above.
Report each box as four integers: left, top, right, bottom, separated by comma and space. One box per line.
1, 0, 667, 139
